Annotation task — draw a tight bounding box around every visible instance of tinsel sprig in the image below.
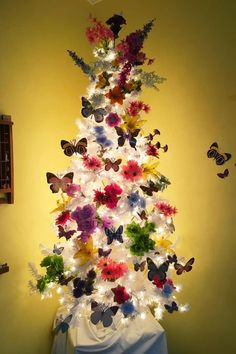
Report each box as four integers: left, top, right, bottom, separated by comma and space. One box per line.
67, 50, 95, 80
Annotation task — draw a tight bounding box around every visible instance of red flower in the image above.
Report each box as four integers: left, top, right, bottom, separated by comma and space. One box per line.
127, 100, 150, 116
147, 144, 159, 157
94, 190, 107, 204
94, 183, 123, 209
83, 155, 102, 171
55, 210, 70, 225
111, 285, 130, 304
155, 202, 177, 217
121, 160, 142, 182
104, 183, 123, 195
153, 275, 167, 289
105, 86, 125, 105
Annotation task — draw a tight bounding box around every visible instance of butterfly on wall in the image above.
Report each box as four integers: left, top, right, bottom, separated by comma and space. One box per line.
98, 248, 112, 258
164, 301, 178, 314
167, 254, 178, 264
54, 314, 73, 334
46, 172, 74, 193
96, 71, 112, 89
105, 225, 124, 245
104, 158, 122, 172
137, 210, 148, 221
207, 142, 231, 165
53, 244, 64, 255
57, 225, 76, 240
217, 168, 229, 179
61, 138, 87, 156
140, 180, 159, 196
90, 301, 119, 328
146, 257, 169, 282
174, 257, 195, 275
134, 260, 146, 272
114, 126, 140, 149
81, 97, 106, 123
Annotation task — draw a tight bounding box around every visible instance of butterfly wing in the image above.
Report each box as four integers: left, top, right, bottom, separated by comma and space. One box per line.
217, 168, 229, 179
157, 262, 169, 281
115, 225, 123, 243
146, 257, 158, 281
90, 308, 102, 325
61, 140, 75, 157
112, 159, 122, 172
98, 248, 112, 257
60, 172, 74, 192
81, 97, 93, 118
140, 185, 153, 196
53, 244, 64, 255
105, 228, 114, 245
46, 172, 61, 193
58, 226, 76, 240
101, 308, 113, 328
184, 257, 195, 272
129, 129, 140, 149
105, 158, 112, 171
75, 138, 87, 155
174, 263, 184, 275
115, 127, 125, 147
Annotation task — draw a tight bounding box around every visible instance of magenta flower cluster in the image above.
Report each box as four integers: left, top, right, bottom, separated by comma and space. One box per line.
71, 204, 97, 242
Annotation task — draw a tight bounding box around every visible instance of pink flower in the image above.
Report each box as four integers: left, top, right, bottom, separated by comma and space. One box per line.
66, 183, 81, 197
94, 183, 122, 209
155, 202, 177, 217
97, 257, 113, 270
147, 144, 159, 157
83, 155, 102, 171
104, 183, 122, 195
127, 100, 150, 116
121, 160, 142, 182
105, 113, 121, 127
86, 17, 114, 44
101, 215, 113, 229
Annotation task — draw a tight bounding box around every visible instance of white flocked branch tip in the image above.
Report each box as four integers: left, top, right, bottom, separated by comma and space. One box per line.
87, 0, 104, 5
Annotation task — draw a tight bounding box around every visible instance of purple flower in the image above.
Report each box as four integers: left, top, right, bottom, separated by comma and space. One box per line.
80, 204, 96, 220
105, 113, 121, 127
101, 215, 113, 229
71, 204, 97, 239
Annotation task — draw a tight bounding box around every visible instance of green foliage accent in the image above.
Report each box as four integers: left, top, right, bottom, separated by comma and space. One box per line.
36, 255, 64, 293
126, 221, 156, 256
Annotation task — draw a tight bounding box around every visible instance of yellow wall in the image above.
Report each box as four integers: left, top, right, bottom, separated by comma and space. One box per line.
0, 1, 235, 353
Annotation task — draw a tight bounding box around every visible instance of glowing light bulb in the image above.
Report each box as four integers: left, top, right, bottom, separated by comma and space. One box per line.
140, 312, 146, 320
57, 287, 63, 294
59, 297, 65, 305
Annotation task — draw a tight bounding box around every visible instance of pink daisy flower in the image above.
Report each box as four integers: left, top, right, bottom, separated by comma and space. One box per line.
121, 160, 142, 182
83, 155, 102, 171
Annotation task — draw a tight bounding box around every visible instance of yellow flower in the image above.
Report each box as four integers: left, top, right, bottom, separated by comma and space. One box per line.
120, 113, 146, 132
74, 237, 97, 266
51, 195, 72, 213
141, 157, 160, 180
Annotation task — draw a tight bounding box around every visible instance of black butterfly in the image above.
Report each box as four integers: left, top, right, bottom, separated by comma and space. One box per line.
174, 257, 195, 275
140, 181, 159, 196
61, 138, 87, 156
90, 301, 119, 328
98, 248, 112, 257
105, 226, 123, 245
81, 97, 106, 123
46, 172, 74, 193
164, 301, 178, 314
106, 14, 126, 38
57, 225, 76, 241
167, 254, 177, 264
207, 142, 231, 165
115, 126, 140, 149
217, 168, 229, 179
54, 314, 73, 334
146, 257, 169, 282
58, 275, 74, 286
134, 260, 146, 272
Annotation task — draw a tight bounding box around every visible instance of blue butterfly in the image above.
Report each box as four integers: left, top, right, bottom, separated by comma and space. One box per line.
90, 301, 119, 328
54, 314, 73, 334
105, 226, 123, 245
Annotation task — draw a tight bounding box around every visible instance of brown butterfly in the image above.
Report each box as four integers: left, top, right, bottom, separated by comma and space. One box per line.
104, 158, 122, 172
207, 142, 231, 165
137, 210, 148, 220
134, 260, 146, 272
96, 72, 112, 89
61, 138, 87, 156
140, 181, 159, 196
174, 257, 195, 275
46, 172, 74, 193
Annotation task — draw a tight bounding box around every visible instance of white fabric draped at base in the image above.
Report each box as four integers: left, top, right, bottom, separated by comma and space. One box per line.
51, 309, 168, 354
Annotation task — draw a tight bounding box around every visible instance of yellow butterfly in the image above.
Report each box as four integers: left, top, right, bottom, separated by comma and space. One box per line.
141, 157, 160, 180
73, 237, 97, 266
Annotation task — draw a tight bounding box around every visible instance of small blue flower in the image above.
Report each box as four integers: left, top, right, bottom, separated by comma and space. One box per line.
104, 140, 112, 147
128, 192, 140, 208
96, 135, 107, 144
162, 283, 173, 298
139, 197, 146, 209
120, 301, 135, 316
94, 126, 104, 134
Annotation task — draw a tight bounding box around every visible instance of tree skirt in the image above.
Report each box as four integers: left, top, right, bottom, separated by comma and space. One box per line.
51, 308, 168, 354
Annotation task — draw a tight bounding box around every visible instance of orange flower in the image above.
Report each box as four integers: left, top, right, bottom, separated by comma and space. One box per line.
105, 86, 125, 105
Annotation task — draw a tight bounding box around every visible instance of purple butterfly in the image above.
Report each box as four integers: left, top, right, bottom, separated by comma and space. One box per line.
58, 225, 76, 240
98, 248, 112, 257
217, 168, 229, 179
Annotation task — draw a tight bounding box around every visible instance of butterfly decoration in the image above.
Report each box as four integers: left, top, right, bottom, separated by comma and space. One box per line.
167, 254, 178, 264
96, 71, 112, 89
58, 274, 74, 286
207, 142, 231, 165
106, 14, 126, 38
98, 248, 112, 258
0, 263, 9, 275
164, 301, 178, 314
137, 210, 148, 221
134, 260, 146, 272
140, 180, 159, 196
57, 225, 76, 240
46, 172, 74, 193
53, 244, 64, 255
104, 158, 122, 172
81, 97, 106, 123
90, 301, 119, 328
146, 257, 169, 282
61, 138, 87, 156
114, 126, 140, 149
174, 257, 195, 275
54, 314, 73, 334
217, 168, 229, 179
73, 238, 97, 266
105, 226, 124, 245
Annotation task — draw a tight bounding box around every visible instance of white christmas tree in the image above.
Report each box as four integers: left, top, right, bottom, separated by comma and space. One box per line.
29, 14, 194, 330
